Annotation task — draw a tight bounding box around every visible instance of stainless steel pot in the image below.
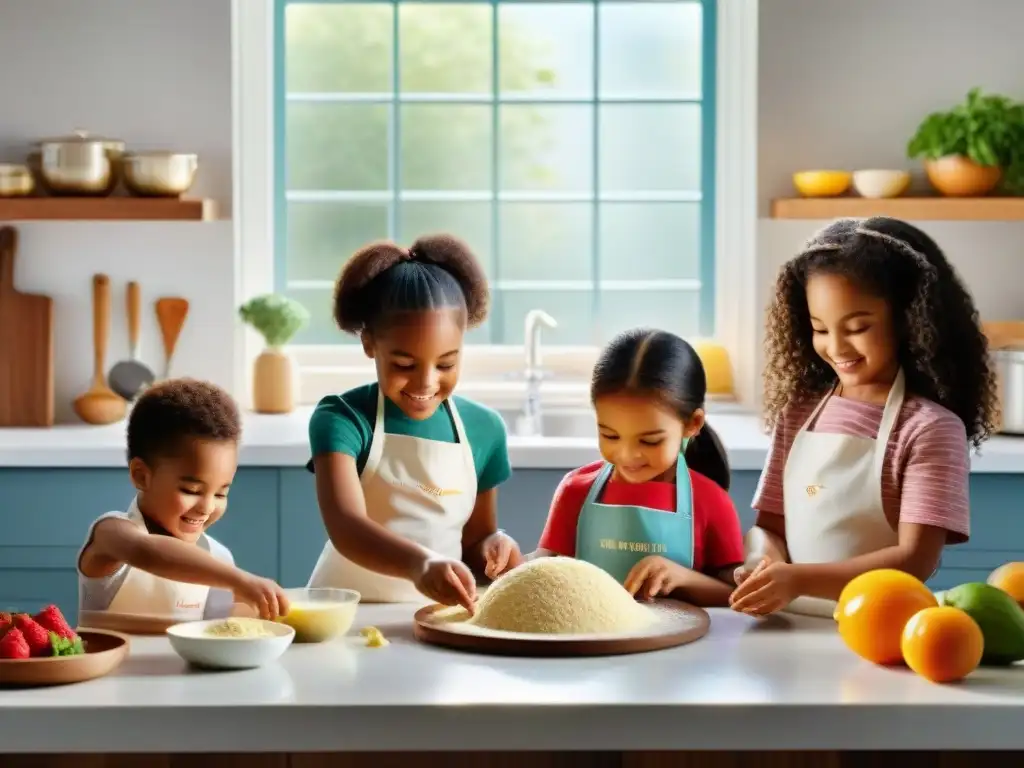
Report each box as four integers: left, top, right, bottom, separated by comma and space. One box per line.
122, 151, 198, 197
32, 129, 125, 196
993, 346, 1024, 434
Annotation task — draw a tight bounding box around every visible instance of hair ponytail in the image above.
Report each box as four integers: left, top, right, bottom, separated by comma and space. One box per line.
684, 422, 730, 492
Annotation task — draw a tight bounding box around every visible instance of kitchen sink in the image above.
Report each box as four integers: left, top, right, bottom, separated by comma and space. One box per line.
498, 407, 597, 439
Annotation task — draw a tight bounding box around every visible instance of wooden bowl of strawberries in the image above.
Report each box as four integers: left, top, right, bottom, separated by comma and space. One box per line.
0, 605, 129, 687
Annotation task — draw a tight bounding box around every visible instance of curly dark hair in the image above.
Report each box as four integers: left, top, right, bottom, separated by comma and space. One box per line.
763, 216, 997, 449
332, 233, 489, 335
127, 378, 241, 464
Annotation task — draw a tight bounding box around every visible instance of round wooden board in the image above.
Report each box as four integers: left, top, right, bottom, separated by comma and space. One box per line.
413, 598, 710, 657
0, 630, 130, 687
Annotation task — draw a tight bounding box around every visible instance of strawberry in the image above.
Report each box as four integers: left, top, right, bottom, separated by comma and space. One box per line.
34, 605, 76, 640
14, 615, 52, 657
0, 628, 30, 659
0, 613, 11, 639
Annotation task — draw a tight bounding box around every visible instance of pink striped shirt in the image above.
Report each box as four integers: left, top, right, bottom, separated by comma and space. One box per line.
752, 393, 970, 543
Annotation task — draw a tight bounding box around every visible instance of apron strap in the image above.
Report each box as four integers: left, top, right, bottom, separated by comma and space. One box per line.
444, 397, 475, 473
871, 368, 906, 480
796, 382, 838, 434
674, 452, 695, 566
364, 387, 388, 473
581, 462, 615, 507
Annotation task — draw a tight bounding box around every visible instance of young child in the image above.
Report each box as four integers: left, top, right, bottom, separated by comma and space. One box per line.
530, 328, 744, 607
730, 217, 997, 618
306, 234, 521, 611
77, 379, 290, 632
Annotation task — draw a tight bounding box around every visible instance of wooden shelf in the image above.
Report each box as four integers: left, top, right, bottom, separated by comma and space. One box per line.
0, 196, 218, 222
770, 196, 1024, 221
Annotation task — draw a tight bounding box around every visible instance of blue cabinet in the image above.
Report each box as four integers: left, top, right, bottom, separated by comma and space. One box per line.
1, 466, 1021, 625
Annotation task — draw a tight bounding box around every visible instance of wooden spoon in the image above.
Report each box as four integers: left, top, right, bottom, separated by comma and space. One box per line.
73, 274, 127, 425
155, 296, 189, 380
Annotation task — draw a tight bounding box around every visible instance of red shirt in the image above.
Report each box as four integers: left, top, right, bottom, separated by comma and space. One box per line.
537, 460, 745, 573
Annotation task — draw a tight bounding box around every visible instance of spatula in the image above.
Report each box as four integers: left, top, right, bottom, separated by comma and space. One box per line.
155, 297, 189, 380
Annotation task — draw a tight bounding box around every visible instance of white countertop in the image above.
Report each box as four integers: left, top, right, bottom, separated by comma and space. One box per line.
1, 405, 1023, 472
1, 603, 1023, 753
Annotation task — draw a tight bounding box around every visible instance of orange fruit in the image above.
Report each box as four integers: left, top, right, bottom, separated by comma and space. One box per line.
988, 562, 1024, 607
901, 606, 983, 683
835, 569, 937, 665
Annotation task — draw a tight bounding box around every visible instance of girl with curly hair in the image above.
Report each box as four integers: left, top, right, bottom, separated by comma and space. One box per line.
306, 234, 521, 611
729, 217, 997, 618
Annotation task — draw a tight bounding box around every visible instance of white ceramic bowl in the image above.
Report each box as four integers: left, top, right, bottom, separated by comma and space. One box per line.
852, 169, 910, 199
166, 618, 295, 670
280, 587, 361, 643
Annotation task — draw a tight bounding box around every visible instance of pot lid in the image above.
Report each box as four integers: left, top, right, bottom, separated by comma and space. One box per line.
36, 128, 124, 145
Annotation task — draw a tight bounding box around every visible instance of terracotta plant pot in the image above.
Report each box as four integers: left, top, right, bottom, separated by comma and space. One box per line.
924, 155, 1002, 196
252, 347, 296, 414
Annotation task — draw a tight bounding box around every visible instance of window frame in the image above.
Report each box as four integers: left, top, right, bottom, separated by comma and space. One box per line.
230, 0, 759, 408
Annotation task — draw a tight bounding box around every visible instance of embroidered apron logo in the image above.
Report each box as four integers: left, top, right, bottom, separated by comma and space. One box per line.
407, 482, 462, 497
598, 538, 668, 554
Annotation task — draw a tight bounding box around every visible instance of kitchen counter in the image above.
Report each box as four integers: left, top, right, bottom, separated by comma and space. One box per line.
2, 604, 1023, 754
2, 406, 1024, 472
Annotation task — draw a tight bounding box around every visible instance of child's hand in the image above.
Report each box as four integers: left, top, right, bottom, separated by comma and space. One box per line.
733, 556, 770, 587
624, 556, 688, 601
415, 557, 478, 613
233, 573, 291, 620
728, 559, 799, 616
482, 531, 524, 580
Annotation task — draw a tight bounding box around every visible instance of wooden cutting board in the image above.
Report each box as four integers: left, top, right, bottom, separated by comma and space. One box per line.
0, 226, 54, 427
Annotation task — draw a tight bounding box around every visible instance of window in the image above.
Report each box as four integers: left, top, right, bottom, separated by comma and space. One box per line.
273, 0, 718, 375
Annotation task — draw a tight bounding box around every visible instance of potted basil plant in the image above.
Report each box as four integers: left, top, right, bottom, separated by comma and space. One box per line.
907, 87, 1024, 196
239, 293, 310, 414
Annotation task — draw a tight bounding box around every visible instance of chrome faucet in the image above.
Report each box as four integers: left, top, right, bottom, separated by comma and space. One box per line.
520, 309, 558, 436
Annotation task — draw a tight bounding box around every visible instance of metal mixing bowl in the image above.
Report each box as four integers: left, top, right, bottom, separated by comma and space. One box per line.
122, 151, 198, 197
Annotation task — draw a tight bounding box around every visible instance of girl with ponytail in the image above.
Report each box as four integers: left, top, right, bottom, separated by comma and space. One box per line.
531, 328, 743, 607
306, 234, 521, 611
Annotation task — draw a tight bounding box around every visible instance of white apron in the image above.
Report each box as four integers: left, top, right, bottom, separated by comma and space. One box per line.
781, 369, 905, 617
307, 390, 477, 603
82, 502, 212, 626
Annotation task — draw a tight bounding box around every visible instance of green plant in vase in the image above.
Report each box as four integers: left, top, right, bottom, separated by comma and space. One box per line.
907, 87, 1024, 196
238, 293, 310, 414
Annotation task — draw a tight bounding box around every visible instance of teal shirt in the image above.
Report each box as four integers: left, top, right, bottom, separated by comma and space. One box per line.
308, 383, 513, 493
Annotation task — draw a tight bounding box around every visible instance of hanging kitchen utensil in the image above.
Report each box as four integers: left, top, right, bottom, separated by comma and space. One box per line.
0, 226, 55, 427
73, 274, 127, 425
108, 281, 156, 400
155, 296, 189, 379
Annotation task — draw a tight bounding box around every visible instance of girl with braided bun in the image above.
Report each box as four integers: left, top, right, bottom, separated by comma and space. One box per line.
729, 217, 997, 618
306, 234, 522, 611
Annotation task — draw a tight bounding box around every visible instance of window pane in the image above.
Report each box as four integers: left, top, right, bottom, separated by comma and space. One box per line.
399, 202, 494, 278
499, 203, 592, 282
285, 287, 348, 346
500, 290, 596, 346
598, 3, 702, 98
500, 105, 593, 192
399, 5, 492, 93
597, 290, 701, 343
600, 203, 700, 282
287, 103, 389, 190
285, 4, 393, 93
499, 4, 594, 97
599, 104, 701, 192
286, 202, 389, 283
400, 105, 492, 190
